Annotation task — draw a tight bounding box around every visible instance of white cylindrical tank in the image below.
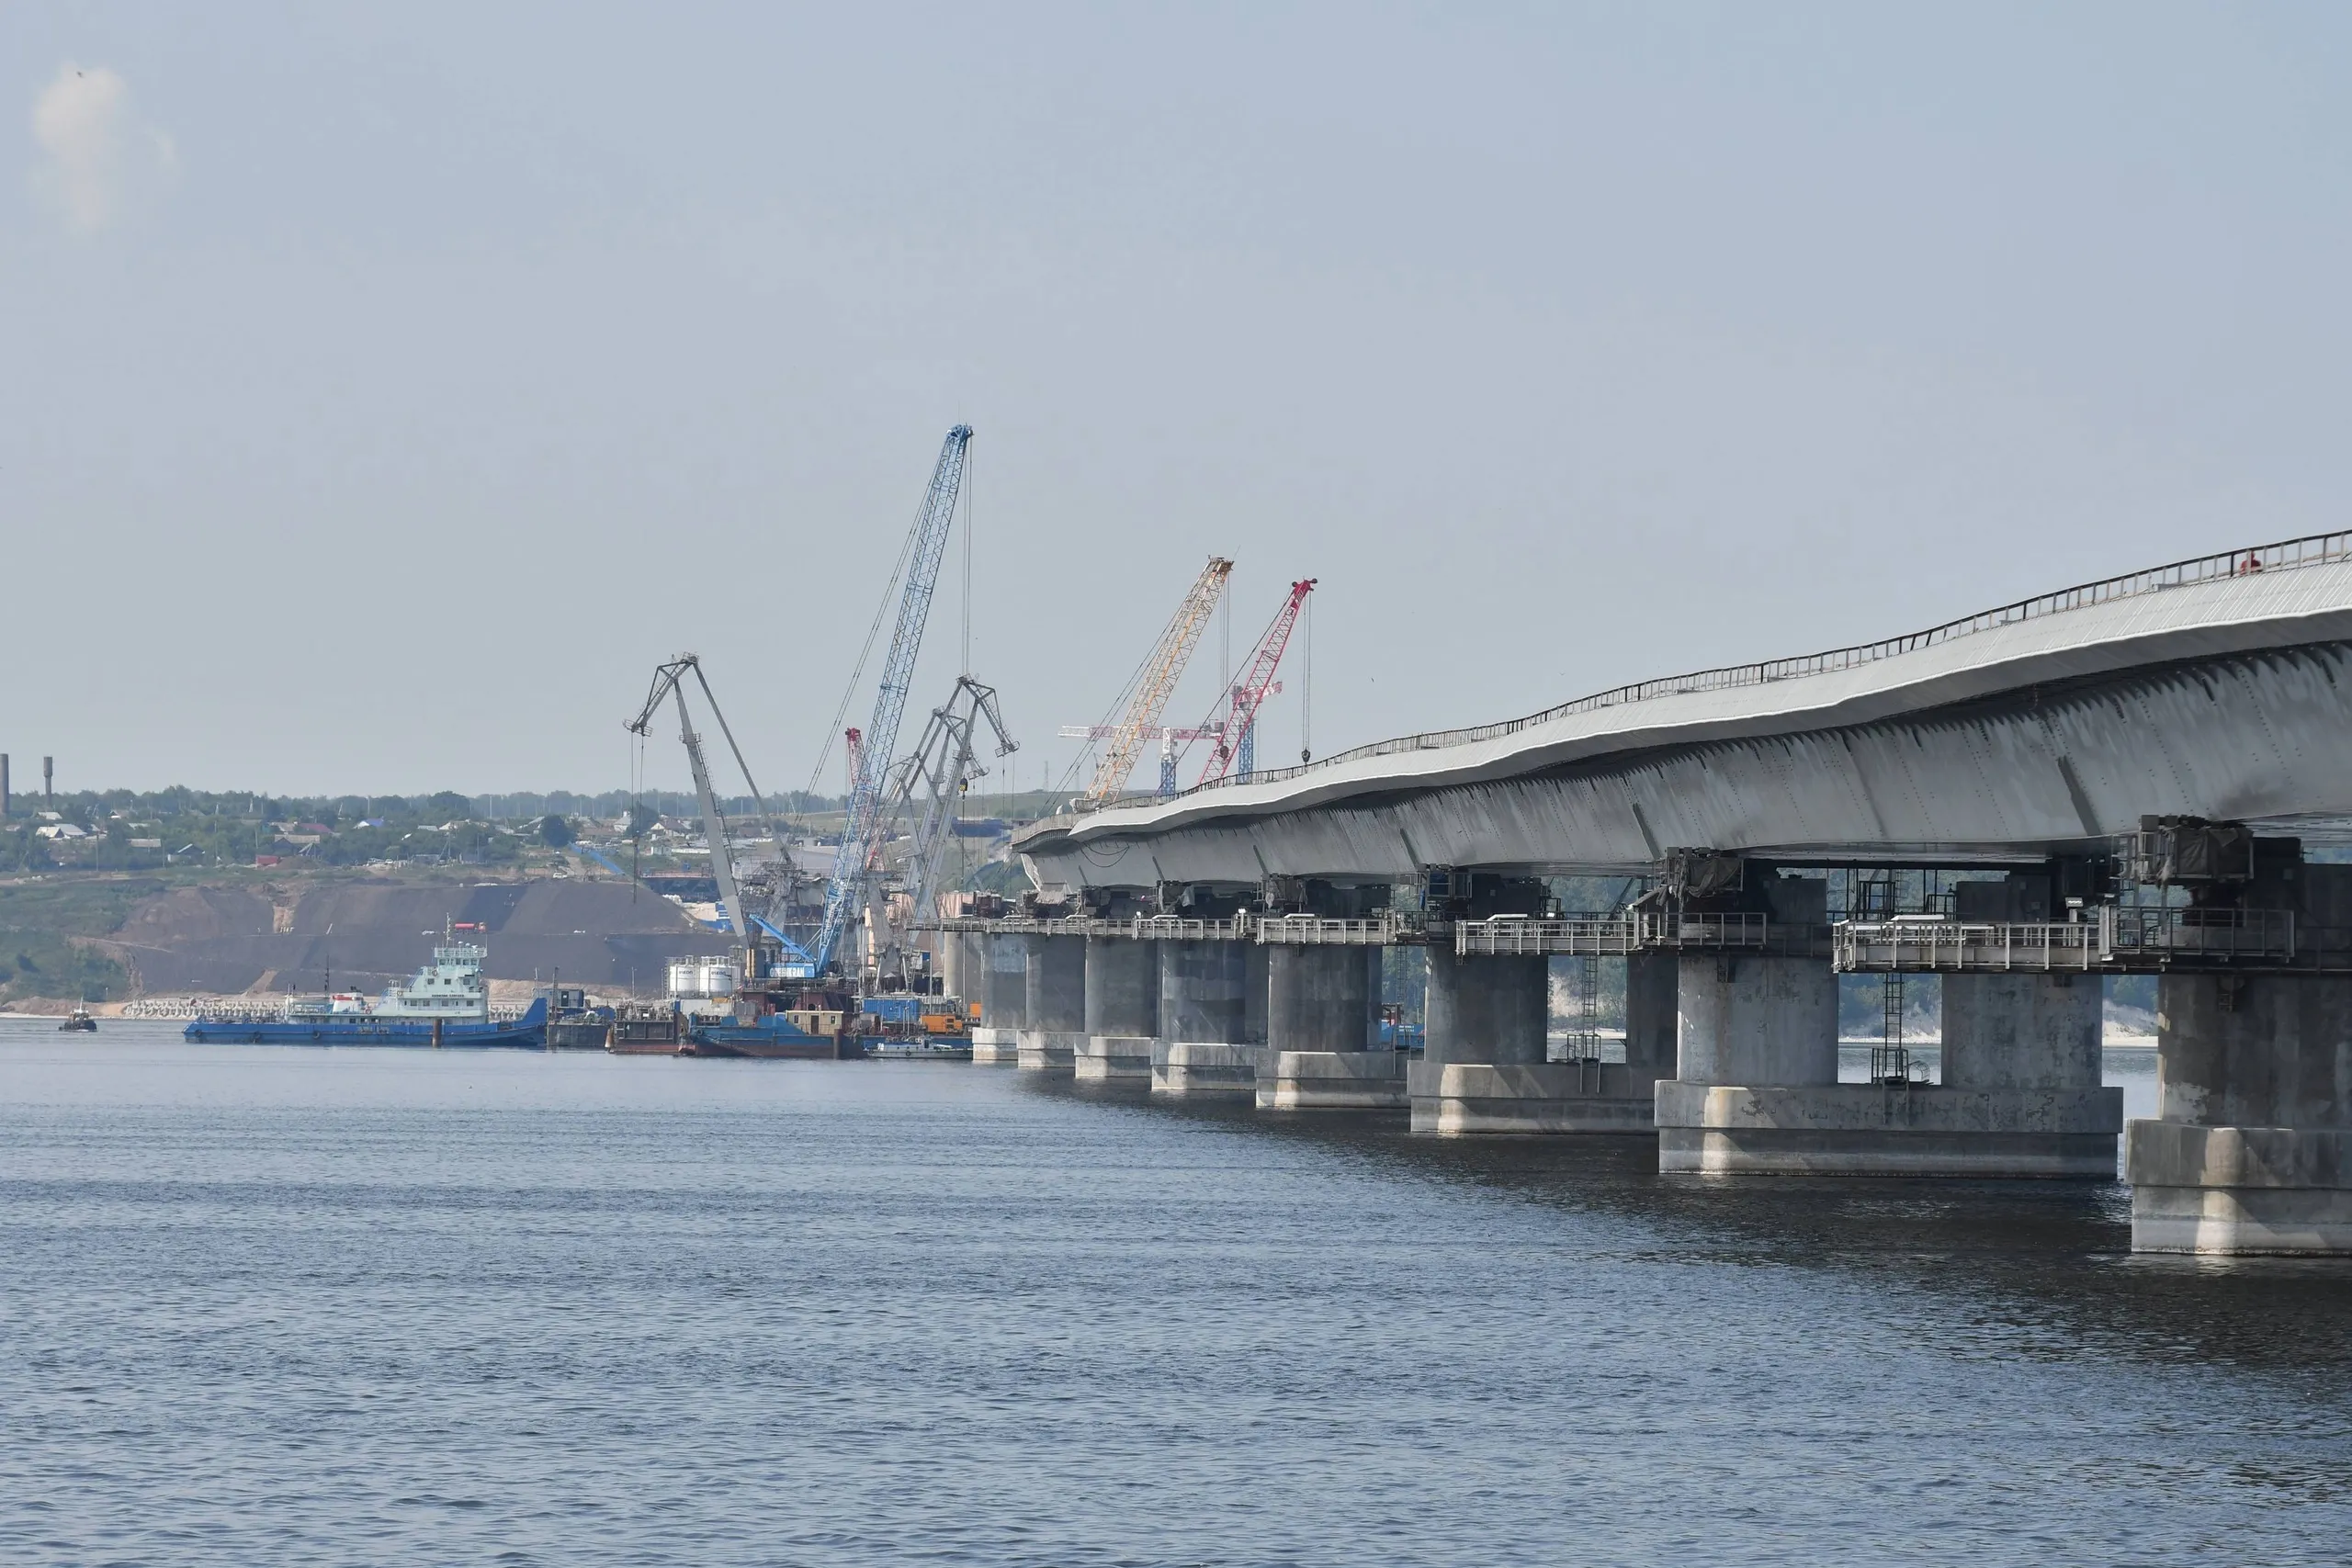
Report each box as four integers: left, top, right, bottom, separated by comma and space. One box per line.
698, 958, 739, 996
666, 960, 703, 998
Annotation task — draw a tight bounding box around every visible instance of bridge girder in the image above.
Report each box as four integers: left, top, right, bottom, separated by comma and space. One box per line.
1021, 641, 2352, 890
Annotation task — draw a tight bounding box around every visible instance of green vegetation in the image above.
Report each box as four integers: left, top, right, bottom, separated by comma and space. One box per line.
0, 877, 149, 1005
0, 787, 542, 873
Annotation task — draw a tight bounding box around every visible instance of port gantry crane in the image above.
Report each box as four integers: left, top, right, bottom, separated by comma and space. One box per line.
811, 424, 974, 977
1076, 557, 1233, 806
624, 653, 810, 979
1195, 577, 1316, 786
875, 674, 1017, 983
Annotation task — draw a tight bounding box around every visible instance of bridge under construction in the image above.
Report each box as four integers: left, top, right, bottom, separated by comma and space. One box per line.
933, 534, 2352, 1258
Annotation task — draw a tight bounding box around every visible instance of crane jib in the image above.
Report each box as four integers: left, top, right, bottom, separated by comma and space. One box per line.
1085, 557, 1233, 806
813, 424, 975, 975
625, 652, 781, 979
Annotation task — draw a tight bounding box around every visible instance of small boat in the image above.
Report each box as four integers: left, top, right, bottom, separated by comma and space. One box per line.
862, 1037, 971, 1062
58, 1007, 96, 1032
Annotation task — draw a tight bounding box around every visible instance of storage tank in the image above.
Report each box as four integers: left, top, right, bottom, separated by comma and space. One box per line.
697, 958, 739, 996
666, 959, 704, 998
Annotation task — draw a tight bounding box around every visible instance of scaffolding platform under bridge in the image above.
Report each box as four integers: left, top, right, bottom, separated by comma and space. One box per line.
1454, 911, 1785, 957
1835, 908, 2301, 974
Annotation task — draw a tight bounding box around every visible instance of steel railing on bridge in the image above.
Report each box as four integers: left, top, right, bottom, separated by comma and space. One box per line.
1134, 915, 1255, 942
935, 914, 1259, 942
1835, 907, 2301, 973
1454, 911, 1778, 956
1256, 912, 1418, 945
1048, 528, 2352, 814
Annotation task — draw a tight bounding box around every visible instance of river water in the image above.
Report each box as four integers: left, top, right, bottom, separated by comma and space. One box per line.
1, 1021, 2347, 1566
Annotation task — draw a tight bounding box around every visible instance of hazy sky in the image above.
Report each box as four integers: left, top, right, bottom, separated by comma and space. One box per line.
8, 4, 2352, 800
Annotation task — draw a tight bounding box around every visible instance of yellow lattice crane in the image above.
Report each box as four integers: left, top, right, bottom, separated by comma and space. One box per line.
1082, 557, 1234, 806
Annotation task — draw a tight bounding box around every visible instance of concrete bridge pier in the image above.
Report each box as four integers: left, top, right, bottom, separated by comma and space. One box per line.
1415, 951, 1671, 1134
1244, 943, 1270, 1058
1936, 972, 2121, 1175
971, 931, 1030, 1065
1078, 936, 1159, 1081
1656, 957, 2120, 1176
2128, 970, 2352, 1253
1152, 939, 1258, 1097
1017, 932, 1085, 1072
1656, 966, 2121, 1178
1656, 870, 2119, 1176
937, 929, 969, 1008
1261, 944, 1398, 1110
1410, 947, 1540, 1131
1654, 953, 1840, 1172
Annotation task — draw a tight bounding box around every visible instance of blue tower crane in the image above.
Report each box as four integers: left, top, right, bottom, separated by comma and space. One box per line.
812, 424, 973, 976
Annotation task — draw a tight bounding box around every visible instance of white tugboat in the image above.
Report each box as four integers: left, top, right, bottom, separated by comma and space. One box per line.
187, 921, 546, 1046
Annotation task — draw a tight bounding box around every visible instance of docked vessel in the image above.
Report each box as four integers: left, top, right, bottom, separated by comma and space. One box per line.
184, 923, 548, 1047
544, 987, 612, 1050
854, 994, 974, 1060
688, 1006, 852, 1059
546, 1014, 613, 1050
606, 1002, 685, 1055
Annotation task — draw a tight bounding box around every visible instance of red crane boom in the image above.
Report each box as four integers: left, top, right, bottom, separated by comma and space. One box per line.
1197, 578, 1315, 786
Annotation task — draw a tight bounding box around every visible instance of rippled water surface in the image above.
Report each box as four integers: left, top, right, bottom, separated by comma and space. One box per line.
2, 1021, 2348, 1566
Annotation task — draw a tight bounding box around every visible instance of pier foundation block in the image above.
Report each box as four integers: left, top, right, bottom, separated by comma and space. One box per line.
1151, 1040, 1259, 1098
969, 1027, 1021, 1065
1016, 1030, 1082, 1072
1259, 1049, 1409, 1111
1657, 1082, 2124, 1175
1076, 1034, 1156, 1081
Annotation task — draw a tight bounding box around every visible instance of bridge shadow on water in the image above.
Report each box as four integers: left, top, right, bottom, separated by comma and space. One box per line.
1024, 1073, 2352, 1383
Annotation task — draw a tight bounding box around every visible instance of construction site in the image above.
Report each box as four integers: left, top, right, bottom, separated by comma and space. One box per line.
589, 423, 1325, 1058
3, 422, 1325, 1060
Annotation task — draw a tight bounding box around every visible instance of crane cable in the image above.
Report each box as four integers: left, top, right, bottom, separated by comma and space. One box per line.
1052, 594, 1171, 803
1063, 653, 1152, 799
804, 485, 928, 804
961, 446, 974, 678
1300, 589, 1314, 764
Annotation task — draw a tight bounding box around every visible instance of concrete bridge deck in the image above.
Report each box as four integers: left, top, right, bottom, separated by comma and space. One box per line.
1014, 534, 2352, 887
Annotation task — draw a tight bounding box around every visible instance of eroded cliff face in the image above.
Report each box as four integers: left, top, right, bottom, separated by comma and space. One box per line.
92, 876, 729, 998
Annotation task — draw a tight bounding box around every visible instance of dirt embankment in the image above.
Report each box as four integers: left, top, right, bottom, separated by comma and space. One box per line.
93, 875, 728, 998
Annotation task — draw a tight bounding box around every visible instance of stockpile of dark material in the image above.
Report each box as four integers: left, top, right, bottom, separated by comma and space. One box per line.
101, 879, 729, 995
